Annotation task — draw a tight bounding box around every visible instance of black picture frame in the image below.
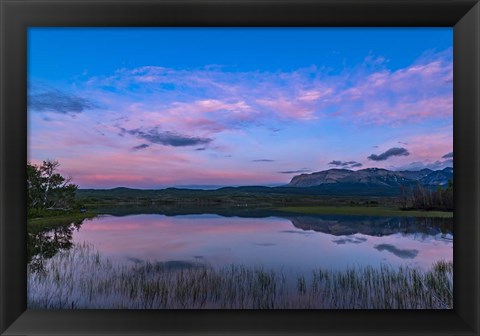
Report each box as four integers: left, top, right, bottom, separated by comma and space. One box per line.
1, 0, 479, 335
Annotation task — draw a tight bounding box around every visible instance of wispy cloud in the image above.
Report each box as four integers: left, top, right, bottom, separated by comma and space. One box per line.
256, 98, 316, 120
80, 49, 452, 134
328, 160, 362, 168
252, 159, 275, 162
28, 47, 452, 188
368, 147, 410, 161
278, 168, 312, 174
330, 51, 452, 125
387, 131, 452, 171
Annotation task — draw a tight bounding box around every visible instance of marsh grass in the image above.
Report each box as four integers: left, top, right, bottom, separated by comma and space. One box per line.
28, 244, 452, 309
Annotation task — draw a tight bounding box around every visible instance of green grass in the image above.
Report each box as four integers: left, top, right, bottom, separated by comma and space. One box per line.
277, 206, 453, 218
28, 244, 453, 309
27, 213, 97, 233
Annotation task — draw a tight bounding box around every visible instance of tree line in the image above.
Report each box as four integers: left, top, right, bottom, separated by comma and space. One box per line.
399, 180, 453, 212
27, 160, 79, 217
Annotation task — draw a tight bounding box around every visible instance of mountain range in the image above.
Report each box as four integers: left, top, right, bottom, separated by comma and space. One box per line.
287, 167, 453, 188
78, 167, 453, 199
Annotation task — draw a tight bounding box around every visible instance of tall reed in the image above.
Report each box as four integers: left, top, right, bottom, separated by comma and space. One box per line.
28, 244, 452, 309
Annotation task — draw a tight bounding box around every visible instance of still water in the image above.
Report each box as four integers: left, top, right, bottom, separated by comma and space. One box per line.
60, 212, 453, 275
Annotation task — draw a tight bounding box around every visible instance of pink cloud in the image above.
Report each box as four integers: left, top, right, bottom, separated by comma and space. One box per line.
330, 56, 452, 125
256, 98, 317, 120
29, 49, 453, 188
83, 50, 451, 129
297, 89, 333, 102
403, 132, 453, 162
368, 130, 452, 171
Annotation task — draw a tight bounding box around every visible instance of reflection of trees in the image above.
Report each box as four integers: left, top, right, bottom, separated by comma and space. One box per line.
287, 215, 453, 237
27, 219, 84, 272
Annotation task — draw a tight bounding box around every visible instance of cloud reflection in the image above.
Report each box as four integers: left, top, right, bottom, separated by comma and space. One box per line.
374, 244, 419, 259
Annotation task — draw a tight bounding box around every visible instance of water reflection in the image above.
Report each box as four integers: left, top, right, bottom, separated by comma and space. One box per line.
332, 236, 368, 245
287, 215, 452, 236
27, 220, 83, 272
28, 210, 453, 275
373, 244, 419, 259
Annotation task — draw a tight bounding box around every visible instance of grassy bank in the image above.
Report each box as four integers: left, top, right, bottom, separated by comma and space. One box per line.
278, 205, 453, 218
27, 212, 97, 233
28, 244, 452, 309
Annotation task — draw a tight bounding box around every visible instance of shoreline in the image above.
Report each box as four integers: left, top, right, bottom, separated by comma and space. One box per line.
277, 205, 453, 218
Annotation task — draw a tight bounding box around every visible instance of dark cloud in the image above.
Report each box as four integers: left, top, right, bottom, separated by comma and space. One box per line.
132, 144, 150, 150
127, 128, 212, 147
442, 152, 453, 159
278, 168, 312, 174
374, 244, 418, 259
368, 147, 410, 161
328, 160, 363, 168
28, 88, 95, 114
252, 159, 275, 162
195, 147, 207, 151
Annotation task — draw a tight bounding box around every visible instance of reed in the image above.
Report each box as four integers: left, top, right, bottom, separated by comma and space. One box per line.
28, 244, 453, 309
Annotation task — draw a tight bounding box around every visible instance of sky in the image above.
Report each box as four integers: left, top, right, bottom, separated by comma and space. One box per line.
27, 28, 453, 189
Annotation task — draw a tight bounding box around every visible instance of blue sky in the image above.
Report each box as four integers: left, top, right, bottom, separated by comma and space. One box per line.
28, 28, 453, 188
29, 28, 452, 79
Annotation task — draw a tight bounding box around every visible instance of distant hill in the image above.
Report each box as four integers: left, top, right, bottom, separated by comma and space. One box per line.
287, 167, 452, 188
77, 167, 453, 200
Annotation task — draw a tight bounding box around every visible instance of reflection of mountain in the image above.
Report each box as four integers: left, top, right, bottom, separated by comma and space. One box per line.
331, 236, 368, 245
91, 205, 452, 239
286, 215, 452, 237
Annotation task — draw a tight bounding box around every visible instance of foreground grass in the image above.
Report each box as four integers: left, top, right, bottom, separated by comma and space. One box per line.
278, 206, 453, 218
28, 244, 452, 309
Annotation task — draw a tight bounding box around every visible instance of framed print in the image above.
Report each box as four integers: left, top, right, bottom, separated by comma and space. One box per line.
1, 0, 479, 335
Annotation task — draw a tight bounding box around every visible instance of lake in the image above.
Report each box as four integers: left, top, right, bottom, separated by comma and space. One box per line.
40, 211, 453, 272
27, 210, 453, 308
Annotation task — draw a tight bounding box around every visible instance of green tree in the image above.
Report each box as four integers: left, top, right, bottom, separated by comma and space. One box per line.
27, 162, 43, 209
27, 160, 78, 214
